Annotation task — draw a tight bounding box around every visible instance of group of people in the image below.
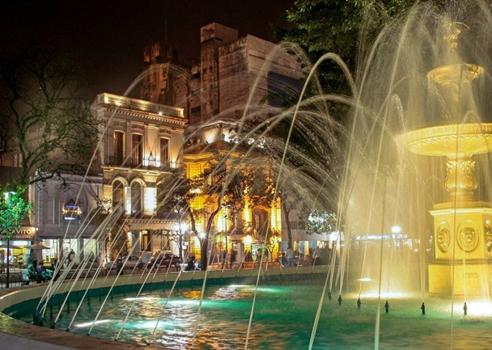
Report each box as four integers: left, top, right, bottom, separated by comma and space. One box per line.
27, 259, 54, 283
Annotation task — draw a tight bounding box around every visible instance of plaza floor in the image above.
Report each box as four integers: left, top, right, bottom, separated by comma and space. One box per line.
0, 331, 75, 350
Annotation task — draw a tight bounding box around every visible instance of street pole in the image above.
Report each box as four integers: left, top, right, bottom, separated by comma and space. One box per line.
6, 236, 10, 288
179, 227, 182, 259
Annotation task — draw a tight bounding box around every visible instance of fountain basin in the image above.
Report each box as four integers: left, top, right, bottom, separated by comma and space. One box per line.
397, 123, 492, 157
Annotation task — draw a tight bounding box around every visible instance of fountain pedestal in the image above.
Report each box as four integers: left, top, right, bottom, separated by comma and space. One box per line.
429, 202, 492, 296
399, 123, 492, 297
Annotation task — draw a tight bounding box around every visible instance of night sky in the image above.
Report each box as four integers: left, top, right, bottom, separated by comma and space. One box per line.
0, 0, 296, 100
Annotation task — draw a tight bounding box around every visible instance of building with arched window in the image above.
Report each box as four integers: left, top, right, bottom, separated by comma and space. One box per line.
91, 93, 187, 261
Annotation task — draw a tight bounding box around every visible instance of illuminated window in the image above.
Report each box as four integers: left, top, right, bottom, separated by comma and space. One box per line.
113, 180, 124, 207
140, 230, 151, 251
63, 200, 81, 221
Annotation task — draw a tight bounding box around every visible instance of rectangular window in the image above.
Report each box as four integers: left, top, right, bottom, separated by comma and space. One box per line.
140, 230, 151, 251
190, 106, 201, 122
131, 134, 142, 167
160, 138, 169, 164
114, 131, 125, 165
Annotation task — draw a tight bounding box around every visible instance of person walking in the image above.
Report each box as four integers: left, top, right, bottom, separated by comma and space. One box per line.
229, 249, 236, 269
286, 246, 294, 267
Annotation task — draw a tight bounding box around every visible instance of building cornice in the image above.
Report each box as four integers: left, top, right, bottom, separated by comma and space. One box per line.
92, 93, 187, 128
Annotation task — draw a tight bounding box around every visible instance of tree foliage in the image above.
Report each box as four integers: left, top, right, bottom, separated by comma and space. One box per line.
160, 151, 276, 270
276, 0, 418, 94
0, 44, 99, 186
0, 185, 32, 239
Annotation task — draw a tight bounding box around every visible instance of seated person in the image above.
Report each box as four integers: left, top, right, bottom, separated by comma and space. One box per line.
185, 255, 195, 271
280, 253, 288, 267
21, 268, 30, 285
39, 266, 53, 281
28, 259, 41, 283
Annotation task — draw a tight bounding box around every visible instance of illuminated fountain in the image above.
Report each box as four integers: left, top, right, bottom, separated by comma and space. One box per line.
397, 22, 492, 297
5, 1, 492, 349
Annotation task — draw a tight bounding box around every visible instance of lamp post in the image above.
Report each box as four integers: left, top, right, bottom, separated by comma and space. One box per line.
173, 202, 186, 259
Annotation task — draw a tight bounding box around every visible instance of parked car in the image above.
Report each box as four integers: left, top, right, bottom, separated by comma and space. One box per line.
105, 255, 145, 270
147, 252, 182, 270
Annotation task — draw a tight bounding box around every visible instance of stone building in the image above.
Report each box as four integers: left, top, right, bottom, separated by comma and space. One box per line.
141, 23, 304, 261
25, 93, 187, 266
91, 93, 187, 261
4, 22, 305, 268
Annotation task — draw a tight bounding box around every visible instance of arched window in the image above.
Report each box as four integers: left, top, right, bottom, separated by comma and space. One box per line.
113, 180, 124, 208
63, 199, 81, 221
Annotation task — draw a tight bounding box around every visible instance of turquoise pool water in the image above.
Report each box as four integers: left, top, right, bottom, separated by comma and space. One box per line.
10, 280, 492, 349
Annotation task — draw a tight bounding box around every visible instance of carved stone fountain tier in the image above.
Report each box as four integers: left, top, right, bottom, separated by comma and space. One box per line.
397, 23, 492, 297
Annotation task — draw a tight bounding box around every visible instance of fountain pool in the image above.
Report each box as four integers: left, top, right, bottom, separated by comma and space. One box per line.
5, 1, 492, 350
5, 277, 492, 350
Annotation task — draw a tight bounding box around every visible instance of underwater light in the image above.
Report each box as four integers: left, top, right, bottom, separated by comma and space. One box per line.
167, 300, 199, 306
123, 297, 158, 301
75, 320, 110, 328
452, 301, 492, 316
360, 291, 411, 299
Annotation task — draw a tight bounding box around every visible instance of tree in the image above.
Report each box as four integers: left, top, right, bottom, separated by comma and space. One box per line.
0, 185, 32, 287
247, 82, 344, 249
162, 151, 276, 271
0, 43, 99, 186
276, 0, 418, 94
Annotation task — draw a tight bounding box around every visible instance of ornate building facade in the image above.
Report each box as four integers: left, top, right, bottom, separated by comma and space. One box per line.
141, 23, 304, 261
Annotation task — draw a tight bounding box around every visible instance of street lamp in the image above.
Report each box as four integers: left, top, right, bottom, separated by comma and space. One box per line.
173, 222, 188, 259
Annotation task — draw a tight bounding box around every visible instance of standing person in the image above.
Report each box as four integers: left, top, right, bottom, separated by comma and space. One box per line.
66, 249, 75, 269
67, 249, 75, 264
221, 250, 227, 269
286, 246, 294, 267
245, 250, 252, 262
313, 247, 320, 266
229, 249, 236, 269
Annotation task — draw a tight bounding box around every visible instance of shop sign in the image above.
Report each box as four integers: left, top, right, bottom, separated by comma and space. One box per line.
12, 227, 35, 240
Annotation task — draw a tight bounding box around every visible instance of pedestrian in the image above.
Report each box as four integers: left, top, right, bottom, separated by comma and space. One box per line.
384, 300, 390, 313
421, 302, 425, 315
229, 249, 236, 269
286, 246, 294, 267
67, 249, 75, 267
28, 259, 38, 282
357, 298, 361, 309
221, 250, 227, 269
